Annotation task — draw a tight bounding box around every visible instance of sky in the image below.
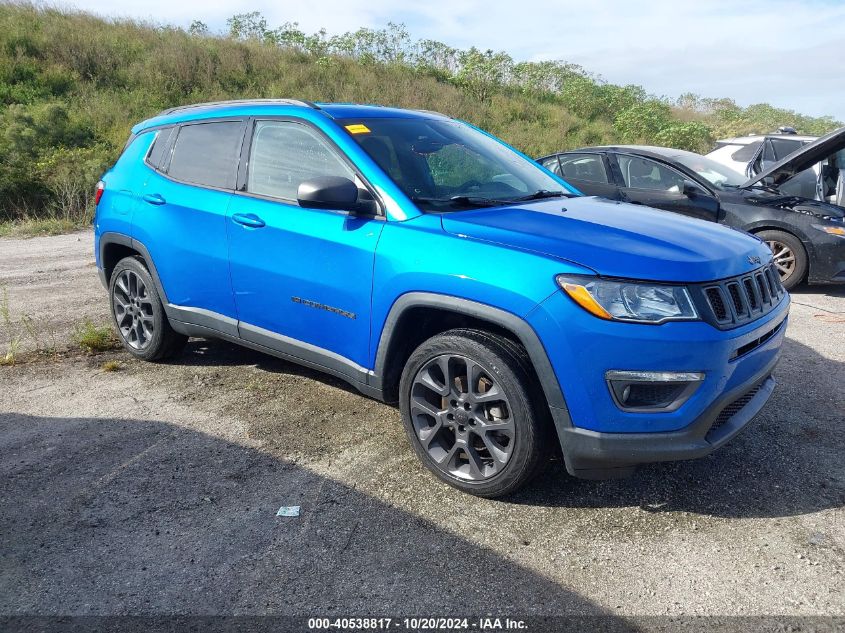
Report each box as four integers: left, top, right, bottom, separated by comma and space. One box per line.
62, 0, 845, 122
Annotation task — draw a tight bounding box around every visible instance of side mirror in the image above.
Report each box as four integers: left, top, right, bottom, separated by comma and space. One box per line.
297, 176, 360, 211
682, 179, 701, 197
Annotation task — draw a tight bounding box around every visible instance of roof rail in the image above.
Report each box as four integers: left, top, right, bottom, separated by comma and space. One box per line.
156, 99, 320, 117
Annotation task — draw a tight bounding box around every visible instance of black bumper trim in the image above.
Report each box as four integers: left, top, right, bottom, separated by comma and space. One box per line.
559, 354, 779, 479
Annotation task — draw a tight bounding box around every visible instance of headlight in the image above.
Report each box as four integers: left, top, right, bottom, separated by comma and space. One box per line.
557, 275, 699, 324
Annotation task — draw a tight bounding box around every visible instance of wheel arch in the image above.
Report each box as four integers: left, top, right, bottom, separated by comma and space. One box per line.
372, 292, 572, 431
99, 232, 169, 304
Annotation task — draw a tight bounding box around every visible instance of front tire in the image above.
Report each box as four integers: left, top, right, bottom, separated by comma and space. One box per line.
758, 229, 807, 291
399, 329, 550, 498
109, 256, 187, 361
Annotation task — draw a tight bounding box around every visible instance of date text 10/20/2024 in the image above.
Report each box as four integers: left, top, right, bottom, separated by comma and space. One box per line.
307, 617, 528, 630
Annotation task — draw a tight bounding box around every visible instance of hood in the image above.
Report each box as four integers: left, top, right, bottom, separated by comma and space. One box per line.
743, 125, 845, 188
440, 197, 772, 283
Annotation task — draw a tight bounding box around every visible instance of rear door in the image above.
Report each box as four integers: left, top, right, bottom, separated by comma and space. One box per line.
226, 118, 383, 373
134, 119, 245, 329
542, 153, 620, 199
610, 153, 720, 221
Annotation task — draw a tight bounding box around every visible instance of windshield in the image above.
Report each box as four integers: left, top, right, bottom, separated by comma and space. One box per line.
339, 117, 573, 211
670, 152, 747, 189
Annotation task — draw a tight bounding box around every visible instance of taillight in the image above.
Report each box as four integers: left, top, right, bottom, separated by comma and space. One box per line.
94, 181, 105, 206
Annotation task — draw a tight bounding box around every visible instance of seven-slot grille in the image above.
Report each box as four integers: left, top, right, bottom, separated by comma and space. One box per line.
698, 262, 785, 329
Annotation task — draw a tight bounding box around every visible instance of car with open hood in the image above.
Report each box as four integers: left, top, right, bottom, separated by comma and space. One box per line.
539, 127, 845, 290
706, 129, 817, 180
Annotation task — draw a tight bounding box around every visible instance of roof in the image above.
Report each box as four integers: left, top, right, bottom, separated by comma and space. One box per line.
546, 145, 705, 161
716, 134, 817, 145
132, 99, 449, 134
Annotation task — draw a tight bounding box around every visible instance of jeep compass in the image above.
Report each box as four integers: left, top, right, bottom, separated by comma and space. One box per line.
94, 100, 789, 497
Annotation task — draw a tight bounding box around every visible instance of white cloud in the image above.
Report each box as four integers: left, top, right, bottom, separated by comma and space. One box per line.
61, 0, 845, 121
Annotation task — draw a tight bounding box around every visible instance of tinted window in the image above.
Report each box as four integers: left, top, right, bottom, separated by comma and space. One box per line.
168, 121, 244, 189
770, 138, 803, 161
731, 141, 762, 162
617, 155, 684, 192
541, 157, 562, 175
247, 120, 355, 201
558, 154, 609, 184
146, 127, 175, 171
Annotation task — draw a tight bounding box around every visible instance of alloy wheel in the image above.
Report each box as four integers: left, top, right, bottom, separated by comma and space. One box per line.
766, 239, 796, 282
409, 354, 515, 482
112, 270, 155, 350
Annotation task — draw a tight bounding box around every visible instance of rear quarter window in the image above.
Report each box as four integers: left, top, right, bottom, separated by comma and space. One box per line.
167, 121, 245, 189
731, 141, 762, 162
145, 126, 175, 171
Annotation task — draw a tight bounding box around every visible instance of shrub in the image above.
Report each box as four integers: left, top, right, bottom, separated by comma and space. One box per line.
0, 3, 839, 229
74, 319, 119, 353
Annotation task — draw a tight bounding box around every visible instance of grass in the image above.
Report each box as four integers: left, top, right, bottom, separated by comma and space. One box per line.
2, 283, 119, 364
1, 3, 840, 233
74, 319, 120, 354
0, 287, 21, 365
0, 217, 89, 238
101, 359, 122, 372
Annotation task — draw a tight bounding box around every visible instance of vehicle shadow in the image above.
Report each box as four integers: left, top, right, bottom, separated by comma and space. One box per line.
156, 334, 844, 521
168, 338, 359, 395
792, 283, 845, 298
512, 337, 845, 519
0, 412, 627, 622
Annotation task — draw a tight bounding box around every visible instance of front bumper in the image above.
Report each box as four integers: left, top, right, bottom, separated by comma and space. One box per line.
558, 355, 778, 479
527, 286, 789, 479
806, 231, 845, 284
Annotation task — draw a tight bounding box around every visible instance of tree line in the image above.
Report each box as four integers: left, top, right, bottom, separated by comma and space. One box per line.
0, 4, 839, 228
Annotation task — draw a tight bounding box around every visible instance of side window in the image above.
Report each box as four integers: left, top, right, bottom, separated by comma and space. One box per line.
730, 141, 762, 162
769, 138, 802, 161
247, 120, 355, 202
146, 126, 175, 171
617, 155, 684, 192
558, 154, 609, 184
168, 121, 244, 189
540, 157, 562, 176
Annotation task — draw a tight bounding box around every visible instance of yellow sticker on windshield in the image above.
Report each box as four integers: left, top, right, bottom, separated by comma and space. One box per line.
345, 124, 371, 134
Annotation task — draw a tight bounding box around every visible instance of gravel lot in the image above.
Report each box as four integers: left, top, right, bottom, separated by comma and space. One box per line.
1, 230, 844, 621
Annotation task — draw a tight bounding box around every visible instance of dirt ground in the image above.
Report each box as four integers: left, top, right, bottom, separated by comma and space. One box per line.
1, 230, 844, 621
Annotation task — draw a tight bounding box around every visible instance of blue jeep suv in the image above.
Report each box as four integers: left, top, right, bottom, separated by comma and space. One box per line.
94, 100, 789, 497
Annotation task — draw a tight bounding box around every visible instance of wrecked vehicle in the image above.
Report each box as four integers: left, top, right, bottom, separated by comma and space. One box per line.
539, 129, 845, 289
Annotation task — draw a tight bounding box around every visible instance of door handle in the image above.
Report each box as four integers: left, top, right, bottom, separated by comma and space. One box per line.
142, 193, 166, 206
232, 213, 266, 228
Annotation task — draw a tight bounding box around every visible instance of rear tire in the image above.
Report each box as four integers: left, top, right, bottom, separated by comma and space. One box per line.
109, 256, 187, 361
758, 229, 807, 291
399, 329, 551, 498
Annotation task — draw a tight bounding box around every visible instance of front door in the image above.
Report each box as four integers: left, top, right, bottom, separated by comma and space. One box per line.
612, 153, 720, 222
226, 119, 384, 374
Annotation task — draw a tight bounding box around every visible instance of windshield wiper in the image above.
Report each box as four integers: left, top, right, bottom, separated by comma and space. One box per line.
745, 183, 781, 194
511, 189, 572, 201
410, 196, 507, 209
449, 195, 509, 207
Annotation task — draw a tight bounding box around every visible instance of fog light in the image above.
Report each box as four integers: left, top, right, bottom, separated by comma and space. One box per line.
605, 370, 704, 413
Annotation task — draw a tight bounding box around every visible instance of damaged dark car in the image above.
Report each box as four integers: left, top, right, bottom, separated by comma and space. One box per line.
538, 126, 845, 290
